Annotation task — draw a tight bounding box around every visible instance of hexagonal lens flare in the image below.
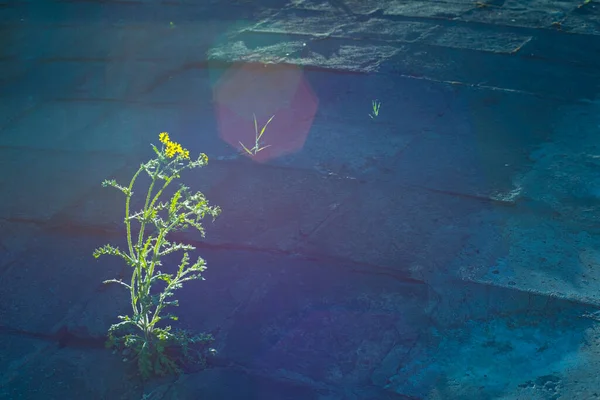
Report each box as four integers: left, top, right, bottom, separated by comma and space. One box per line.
212, 63, 318, 163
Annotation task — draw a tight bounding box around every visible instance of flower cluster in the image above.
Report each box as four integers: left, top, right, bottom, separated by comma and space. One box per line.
159, 132, 190, 159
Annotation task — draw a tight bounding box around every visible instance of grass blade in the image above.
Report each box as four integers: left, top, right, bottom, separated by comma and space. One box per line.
258, 115, 275, 141
239, 141, 254, 155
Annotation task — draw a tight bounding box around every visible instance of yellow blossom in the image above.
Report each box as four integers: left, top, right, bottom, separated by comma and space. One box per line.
165, 146, 176, 158
159, 132, 190, 159
159, 132, 170, 144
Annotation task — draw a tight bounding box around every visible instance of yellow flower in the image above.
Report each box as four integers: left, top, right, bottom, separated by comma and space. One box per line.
159, 132, 190, 159
159, 132, 170, 144
165, 142, 174, 157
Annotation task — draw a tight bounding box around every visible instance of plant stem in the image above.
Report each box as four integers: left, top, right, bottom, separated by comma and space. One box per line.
125, 167, 144, 257
125, 166, 144, 315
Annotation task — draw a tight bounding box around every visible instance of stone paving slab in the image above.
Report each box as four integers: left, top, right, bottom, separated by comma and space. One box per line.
208, 35, 401, 73
5, 61, 551, 198
458, 4, 567, 29
387, 0, 480, 19
563, 4, 600, 35
0, 344, 134, 400
387, 87, 559, 198
209, 27, 600, 100
0, 61, 88, 105
554, 324, 600, 400
0, 80, 564, 285
3, 0, 597, 65
0, 92, 37, 132
452, 98, 600, 306
0, 101, 118, 150
0, 58, 35, 87
384, 307, 597, 399
0, 0, 286, 30
521, 29, 600, 68
0, 96, 218, 157
128, 65, 556, 197
3, 220, 595, 399
422, 25, 532, 53
293, 0, 477, 17
0, 226, 123, 333
3, 23, 251, 62
0, 222, 135, 399
296, 69, 455, 125
38, 60, 180, 101
0, 335, 50, 395
370, 40, 599, 100
0, 219, 42, 273
252, 9, 532, 54
288, 0, 379, 14
336, 18, 443, 44
62, 242, 434, 397
251, 9, 349, 36
0, 216, 433, 398
1, 24, 151, 60
457, 209, 600, 307
131, 64, 217, 105
55, 150, 485, 272
0, 146, 129, 221
82, 246, 431, 361
290, 0, 591, 36
153, 368, 331, 400
269, 116, 417, 175
128, 22, 252, 61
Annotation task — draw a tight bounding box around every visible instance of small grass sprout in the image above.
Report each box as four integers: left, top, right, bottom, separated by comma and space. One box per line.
369, 100, 381, 119
239, 114, 274, 156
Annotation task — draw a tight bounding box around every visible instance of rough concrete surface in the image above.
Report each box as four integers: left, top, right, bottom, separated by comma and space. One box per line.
2, 0, 600, 399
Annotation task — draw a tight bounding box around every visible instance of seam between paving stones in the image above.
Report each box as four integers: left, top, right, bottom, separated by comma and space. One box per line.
24, 55, 591, 102
0, 213, 431, 287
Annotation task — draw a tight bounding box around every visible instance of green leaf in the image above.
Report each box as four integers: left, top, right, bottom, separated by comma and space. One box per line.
151, 273, 173, 285
101, 179, 117, 188
102, 279, 131, 289
93, 245, 133, 265
169, 189, 182, 216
